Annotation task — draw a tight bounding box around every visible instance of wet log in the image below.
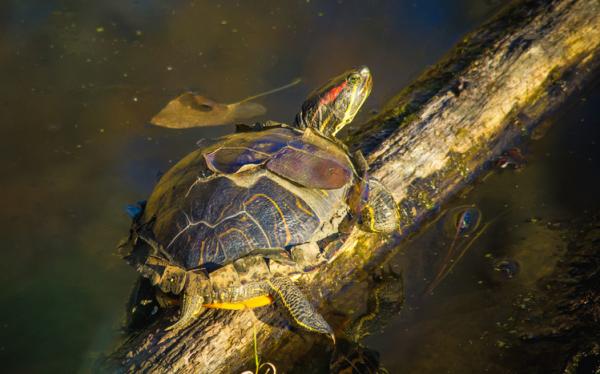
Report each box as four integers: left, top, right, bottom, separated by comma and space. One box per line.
104, 0, 600, 372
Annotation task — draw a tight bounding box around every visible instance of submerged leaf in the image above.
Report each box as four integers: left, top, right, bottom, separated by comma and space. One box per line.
150, 78, 301, 129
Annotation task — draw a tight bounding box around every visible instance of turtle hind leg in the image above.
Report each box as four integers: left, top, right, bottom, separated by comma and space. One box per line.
359, 178, 399, 234
266, 277, 335, 342
137, 255, 209, 331
166, 270, 209, 331
165, 291, 204, 331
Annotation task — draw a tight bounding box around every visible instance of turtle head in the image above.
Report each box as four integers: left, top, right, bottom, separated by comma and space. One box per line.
295, 66, 372, 138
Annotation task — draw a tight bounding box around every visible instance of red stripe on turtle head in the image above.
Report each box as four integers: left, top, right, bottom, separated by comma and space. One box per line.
295, 66, 372, 136
319, 81, 347, 107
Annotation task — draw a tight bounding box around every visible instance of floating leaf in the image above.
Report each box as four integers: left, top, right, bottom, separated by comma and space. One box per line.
150, 78, 301, 129
150, 93, 265, 128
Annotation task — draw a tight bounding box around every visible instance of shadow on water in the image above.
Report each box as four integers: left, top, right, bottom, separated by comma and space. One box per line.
1, 0, 598, 372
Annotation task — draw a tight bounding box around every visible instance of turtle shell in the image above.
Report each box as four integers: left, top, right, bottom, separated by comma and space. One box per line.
143, 127, 356, 272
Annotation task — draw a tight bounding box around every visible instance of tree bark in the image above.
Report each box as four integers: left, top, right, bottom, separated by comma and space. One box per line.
103, 0, 600, 372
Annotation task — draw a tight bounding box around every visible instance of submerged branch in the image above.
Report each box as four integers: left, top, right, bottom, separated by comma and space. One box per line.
104, 0, 600, 372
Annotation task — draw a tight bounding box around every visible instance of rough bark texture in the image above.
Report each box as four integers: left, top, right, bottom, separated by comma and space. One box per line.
103, 0, 600, 372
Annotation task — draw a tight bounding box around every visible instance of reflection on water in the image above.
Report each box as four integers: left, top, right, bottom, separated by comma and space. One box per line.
3, 0, 598, 372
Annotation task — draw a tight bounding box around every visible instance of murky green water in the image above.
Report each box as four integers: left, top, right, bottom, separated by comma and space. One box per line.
1, 1, 597, 372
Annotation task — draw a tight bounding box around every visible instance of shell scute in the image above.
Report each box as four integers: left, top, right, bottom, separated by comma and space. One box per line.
163, 174, 321, 270
266, 147, 352, 189
203, 128, 295, 174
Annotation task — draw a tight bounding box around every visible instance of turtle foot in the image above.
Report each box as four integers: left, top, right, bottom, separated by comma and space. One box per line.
358, 178, 399, 234
267, 276, 335, 342
166, 271, 208, 331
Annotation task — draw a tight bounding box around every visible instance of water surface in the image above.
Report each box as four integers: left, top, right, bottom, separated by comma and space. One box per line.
3, 1, 598, 372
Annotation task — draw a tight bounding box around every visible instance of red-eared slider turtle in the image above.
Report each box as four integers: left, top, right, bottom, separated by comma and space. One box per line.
124, 66, 399, 340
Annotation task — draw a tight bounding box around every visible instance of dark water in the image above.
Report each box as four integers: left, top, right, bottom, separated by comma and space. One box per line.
364, 82, 600, 373
1, 1, 598, 372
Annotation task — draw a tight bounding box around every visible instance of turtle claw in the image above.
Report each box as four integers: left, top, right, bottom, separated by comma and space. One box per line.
165, 317, 187, 332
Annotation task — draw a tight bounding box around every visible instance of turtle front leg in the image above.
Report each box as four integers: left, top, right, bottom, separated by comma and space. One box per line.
359, 177, 399, 233
266, 276, 335, 342
349, 150, 399, 234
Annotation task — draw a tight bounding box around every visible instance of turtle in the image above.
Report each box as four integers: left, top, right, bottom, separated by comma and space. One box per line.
124, 66, 399, 341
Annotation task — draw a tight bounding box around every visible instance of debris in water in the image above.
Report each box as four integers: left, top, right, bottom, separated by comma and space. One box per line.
493, 258, 521, 280
496, 147, 526, 169
151, 77, 301, 129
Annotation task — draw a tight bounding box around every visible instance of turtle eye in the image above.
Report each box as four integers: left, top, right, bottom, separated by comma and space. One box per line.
347, 73, 361, 85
